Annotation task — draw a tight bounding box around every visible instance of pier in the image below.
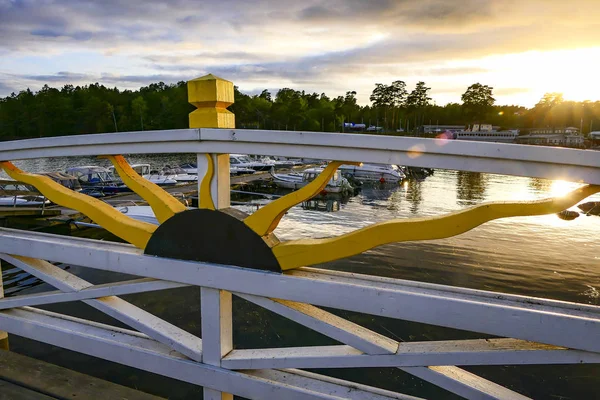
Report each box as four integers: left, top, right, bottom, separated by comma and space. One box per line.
0, 74, 599, 399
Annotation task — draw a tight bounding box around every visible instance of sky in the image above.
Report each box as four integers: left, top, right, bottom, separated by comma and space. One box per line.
1, 0, 600, 106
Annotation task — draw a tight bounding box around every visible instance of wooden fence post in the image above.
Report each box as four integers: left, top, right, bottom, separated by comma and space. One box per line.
0, 259, 8, 350
189, 74, 234, 399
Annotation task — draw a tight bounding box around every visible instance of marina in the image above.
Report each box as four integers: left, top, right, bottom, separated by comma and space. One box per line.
0, 74, 599, 400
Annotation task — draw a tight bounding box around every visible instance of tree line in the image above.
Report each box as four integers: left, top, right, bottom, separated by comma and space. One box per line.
1, 80, 599, 141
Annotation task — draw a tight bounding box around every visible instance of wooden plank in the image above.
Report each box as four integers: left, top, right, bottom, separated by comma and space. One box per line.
221, 340, 600, 369
2, 255, 203, 362
0, 208, 59, 217
2, 230, 600, 354
201, 288, 233, 400
0, 379, 56, 400
236, 291, 532, 399
1, 129, 600, 184
403, 366, 530, 400
0, 350, 163, 400
0, 259, 7, 350
201, 288, 233, 364
246, 369, 423, 400
0, 278, 188, 310
238, 294, 398, 354
0, 307, 413, 400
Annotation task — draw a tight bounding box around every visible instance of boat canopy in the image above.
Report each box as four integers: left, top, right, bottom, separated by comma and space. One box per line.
66, 166, 116, 183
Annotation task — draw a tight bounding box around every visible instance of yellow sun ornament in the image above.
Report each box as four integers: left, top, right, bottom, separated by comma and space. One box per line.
1, 157, 598, 272
1, 74, 598, 273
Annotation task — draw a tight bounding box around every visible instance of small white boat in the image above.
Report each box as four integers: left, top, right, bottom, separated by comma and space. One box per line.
258, 156, 294, 169
66, 166, 128, 194
272, 168, 352, 194
230, 154, 271, 171
179, 162, 255, 176
0, 196, 50, 207
338, 163, 405, 184
160, 166, 198, 182
108, 164, 178, 186
116, 205, 160, 225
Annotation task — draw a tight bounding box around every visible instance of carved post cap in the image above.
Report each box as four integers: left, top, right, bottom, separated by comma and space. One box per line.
188, 74, 235, 128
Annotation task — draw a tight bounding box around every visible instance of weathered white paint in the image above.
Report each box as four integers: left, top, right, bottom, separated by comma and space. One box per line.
196, 153, 231, 209
201, 288, 233, 400
237, 294, 398, 354
0, 278, 188, 310
1, 254, 203, 362
197, 149, 232, 399
0, 307, 415, 400
1, 129, 599, 184
2, 229, 598, 354
237, 291, 533, 398
0, 259, 7, 349
222, 340, 600, 369
245, 369, 423, 400
404, 366, 531, 400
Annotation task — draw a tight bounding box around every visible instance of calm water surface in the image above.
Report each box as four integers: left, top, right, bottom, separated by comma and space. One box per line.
2, 155, 599, 399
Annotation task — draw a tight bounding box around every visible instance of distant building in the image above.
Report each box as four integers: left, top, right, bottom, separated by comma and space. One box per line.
516, 127, 584, 147
529, 127, 580, 134
420, 125, 465, 134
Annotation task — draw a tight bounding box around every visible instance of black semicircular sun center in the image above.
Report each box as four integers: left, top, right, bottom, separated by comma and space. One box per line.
144, 208, 282, 273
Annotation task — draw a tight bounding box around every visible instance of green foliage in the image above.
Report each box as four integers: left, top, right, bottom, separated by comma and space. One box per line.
406, 82, 432, 110
461, 83, 495, 122
1, 81, 600, 142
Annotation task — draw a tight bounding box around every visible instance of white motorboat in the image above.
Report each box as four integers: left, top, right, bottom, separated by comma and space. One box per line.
116, 205, 160, 225
338, 163, 405, 184
271, 168, 353, 194
230, 154, 271, 171
0, 196, 50, 206
258, 156, 295, 169
160, 166, 198, 182
0, 179, 50, 206
179, 163, 199, 175
178, 162, 255, 176
107, 164, 178, 186
66, 166, 129, 194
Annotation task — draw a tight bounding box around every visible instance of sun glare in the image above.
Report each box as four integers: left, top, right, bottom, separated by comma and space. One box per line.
550, 180, 580, 198
460, 47, 600, 105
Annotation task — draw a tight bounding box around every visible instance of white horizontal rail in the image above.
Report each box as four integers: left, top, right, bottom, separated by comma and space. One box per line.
0, 307, 419, 400
403, 366, 530, 400
1, 254, 204, 362
221, 340, 600, 369
238, 293, 534, 399
0, 278, 188, 309
1, 129, 599, 184
1, 228, 599, 354
238, 294, 398, 354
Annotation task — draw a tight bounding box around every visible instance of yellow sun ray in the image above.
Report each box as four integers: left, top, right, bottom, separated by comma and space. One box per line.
199, 154, 215, 210
100, 155, 187, 223
243, 161, 360, 237
272, 184, 600, 270
0, 161, 156, 249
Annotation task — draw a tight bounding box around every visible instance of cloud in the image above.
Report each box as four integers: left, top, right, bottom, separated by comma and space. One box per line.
1, 0, 600, 105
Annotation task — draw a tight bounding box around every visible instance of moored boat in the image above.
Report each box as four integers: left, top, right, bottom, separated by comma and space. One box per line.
230, 154, 271, 171
160, 166, 198, 182
338, 163, 405, 184
179, 162, 256, 176
65, 166, 129, 194
271, 168, 353, 194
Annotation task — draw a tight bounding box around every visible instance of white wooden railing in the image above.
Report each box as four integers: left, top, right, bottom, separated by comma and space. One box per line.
0, 129, 599, 400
